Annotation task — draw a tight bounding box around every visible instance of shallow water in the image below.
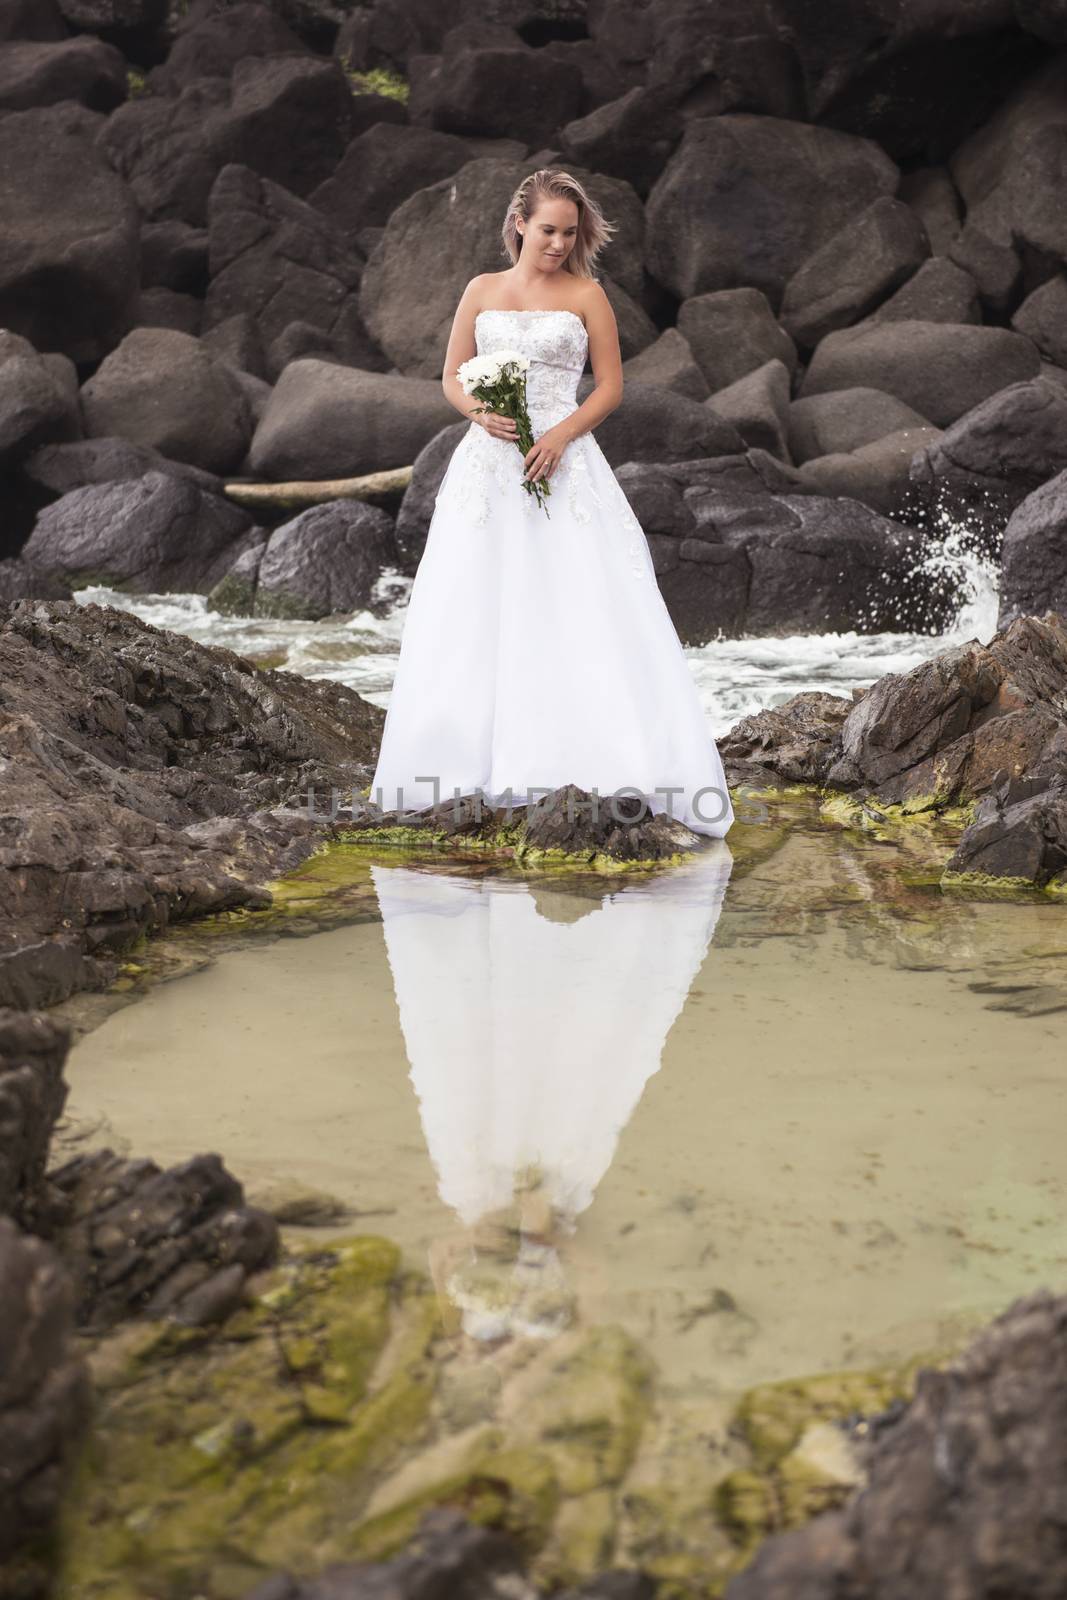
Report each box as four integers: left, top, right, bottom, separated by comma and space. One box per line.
59, 800, 1067, 1400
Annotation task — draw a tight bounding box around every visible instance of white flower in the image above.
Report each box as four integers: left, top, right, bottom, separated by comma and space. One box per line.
456, 347, 530, 394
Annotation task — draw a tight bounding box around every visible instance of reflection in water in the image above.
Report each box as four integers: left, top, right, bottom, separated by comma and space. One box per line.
371, 848, 734, 1339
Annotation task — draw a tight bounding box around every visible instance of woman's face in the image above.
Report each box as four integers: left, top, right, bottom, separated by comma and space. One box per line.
518, 196, 579, 271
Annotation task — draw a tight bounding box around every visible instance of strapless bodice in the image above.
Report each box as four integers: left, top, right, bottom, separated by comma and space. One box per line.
474, 308, 588, 430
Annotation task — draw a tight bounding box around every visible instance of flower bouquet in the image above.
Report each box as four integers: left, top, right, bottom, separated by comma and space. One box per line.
457, 347, 552, 515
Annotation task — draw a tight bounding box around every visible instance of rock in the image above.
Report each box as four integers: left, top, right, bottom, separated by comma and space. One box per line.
614, 462, 697, 539
249, 500, 398, 620
788, 389, 931, 465
707, 360, 791, 462
622, 328, 710, 401
1016, 0, 1067, 40
654, 489, 946, 645
943, 771, 1067, 890
0, 108, 139, 362
907, 375, 1067, 539
796, 428, 942, 519
23, 436, 221, 499
577, 378, 744, 468
1012, 274, 1067, 367
205, 165, 385, 372
0, 598, 384, 1007
206, 531, 268, 615
57, 0, 166, 42
359, 157, 647, 375
727, 1288, 1067, 1598
394, 421, 468, 571
98, 77, 232, 226
249, 361, 456, 482
0, 1009, 69, 1225
719, 693, 855, 787
140, 219, 208, 294
780, 197, 930, 350
800, 320, 1041, 427
410, 44, 583, 146
309, 122, 470, 243
645, 114, 898, 304
201, 311, 269, 381
0, 1218, 90, 1600
0, 33, 126, 110
50, 1149, 278, 1330
559, 82, 683, 197
21, 470, 256, 593
80, 328, 253, 474
0, 0, 67, 40
149, 0, 309, 94
134, 285, 202, 335
0, 558, 73, 601
0, 330, 81, 466
824, 613, 1067, 810
208, 53, 355, 200
998, 469, 1067, 625
677, 289, 798, 393
897, 167, 963, 256
865, 256, 981, 326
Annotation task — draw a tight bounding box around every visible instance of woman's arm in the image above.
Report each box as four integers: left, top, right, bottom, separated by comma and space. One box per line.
440, 277, 521, 443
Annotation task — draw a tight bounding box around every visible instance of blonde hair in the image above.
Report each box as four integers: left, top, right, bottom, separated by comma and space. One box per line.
502, 167, 617, 280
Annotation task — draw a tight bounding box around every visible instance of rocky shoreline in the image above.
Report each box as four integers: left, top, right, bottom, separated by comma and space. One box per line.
0, 595, 1065, 1596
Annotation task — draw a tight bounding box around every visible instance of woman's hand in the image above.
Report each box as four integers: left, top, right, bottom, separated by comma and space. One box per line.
523, 423, 572, 484
473, 407, 520, 443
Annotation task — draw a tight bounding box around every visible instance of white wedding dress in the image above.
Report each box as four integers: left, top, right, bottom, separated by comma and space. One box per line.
370, 307, 735, 838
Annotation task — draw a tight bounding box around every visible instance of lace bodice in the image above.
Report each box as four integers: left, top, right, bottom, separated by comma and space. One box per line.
474, 308, 588, 430
444, 306, 650, 577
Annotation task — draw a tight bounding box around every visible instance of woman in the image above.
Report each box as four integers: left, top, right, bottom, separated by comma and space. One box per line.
370, 167, 734, 840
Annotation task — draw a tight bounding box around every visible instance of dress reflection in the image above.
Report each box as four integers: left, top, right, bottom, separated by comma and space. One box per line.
370, 850, 733, 1341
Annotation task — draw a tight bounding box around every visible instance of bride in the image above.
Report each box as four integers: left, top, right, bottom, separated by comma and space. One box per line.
370, 167, 735, 840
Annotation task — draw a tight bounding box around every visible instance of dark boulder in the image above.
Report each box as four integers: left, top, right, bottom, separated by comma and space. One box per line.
677, 289, 798, 393
394, 421, 468, 571
800, 320, 1041, 427
205, 165, 384, 373
207, 53, 355, 200
0, 34, 126, 111
645, 114, 898, 305
789, 388, 931, 465
577, 378, 744, 467
780, 196, 930, 350
0, 108, 139, 362
998, 469, 1067, 626
245, 500, 398, 620
20, 471, 256, 593
0, 1009, 69, 1226
621, 328, 710, 401
410, 44, 583, 147
0, 330, 81, 467
23, 436, 221, 499
309, 122, 470, 244
80, 328, 252, 475
140, 219, 208, 294
249, 361, 456, 482
0, 598, 384, 1008
943, 770, 1067, 889
149, 0, 309, 94
866, 256, 981, 327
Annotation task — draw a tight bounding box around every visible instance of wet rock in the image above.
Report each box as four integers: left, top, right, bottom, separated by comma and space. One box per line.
645, 116, 898, 304
50, 1148, 278, 1330
247, 500, 398, 621
249, 361, 456, 482
998, 467, 1067, 624
796, 427, 942, 519
21, 470, 257, 593
779, 197, 930, 350
720, 694, 855, 788
80, 328, 253, 474
0, 1009, 69, 1226
0, 1218, 91, 1600
799, 320, 1041, 427
244, 1508, 526, 1600
0, 598, 384, 1007
907, 375, 1067, 541
0, 107, 139, 362
677, 289, 799, 394
942, 770, 1067, 891
825, 612, 1067, 812
205, 165, 385, 372
727, 1288, 1067, 1600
